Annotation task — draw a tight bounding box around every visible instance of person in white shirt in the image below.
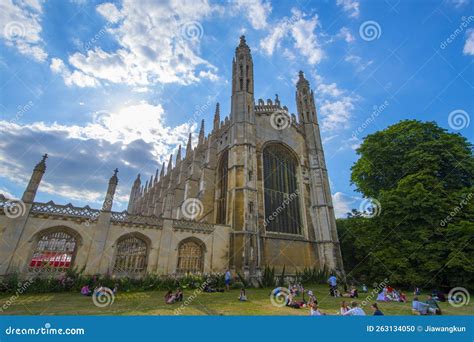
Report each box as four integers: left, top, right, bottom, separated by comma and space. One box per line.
343, 301, 366, 316
309, 303, 324, 316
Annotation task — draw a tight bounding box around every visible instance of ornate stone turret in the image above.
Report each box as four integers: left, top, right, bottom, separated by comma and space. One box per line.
102, 168, 118, 211
127, 174, 141, 213
22, 154, 47, 203
167, 154, 173, 174
296, 71, 343, 272
231, 35, 254, 123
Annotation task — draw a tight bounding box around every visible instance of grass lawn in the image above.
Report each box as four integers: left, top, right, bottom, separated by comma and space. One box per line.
0, 284, 471, 316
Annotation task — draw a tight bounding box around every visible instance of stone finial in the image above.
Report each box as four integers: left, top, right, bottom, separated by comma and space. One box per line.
199, 119, 205, 144
34, 153, 48, 172
155, 169, 159, 182
213, 103, 220, 131
275, 94, 280, 106
109, 168, 119, 185
186, 133, 192, 157
240, 35, 246, 45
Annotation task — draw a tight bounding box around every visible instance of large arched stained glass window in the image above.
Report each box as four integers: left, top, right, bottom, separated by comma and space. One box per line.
263, 144, 302, 234
216, 150, 228, 224
29, 231, 77, 273
113, 235, 148, 275
177, 239, 204, 273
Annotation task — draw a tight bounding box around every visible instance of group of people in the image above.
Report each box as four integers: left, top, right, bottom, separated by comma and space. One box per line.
80, 284, 118, 297
412, 295, 442, 315
377, 286, 407, 302
164, 288, 183, 304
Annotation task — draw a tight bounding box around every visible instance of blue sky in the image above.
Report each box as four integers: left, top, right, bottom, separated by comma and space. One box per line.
0, 0, 473, 216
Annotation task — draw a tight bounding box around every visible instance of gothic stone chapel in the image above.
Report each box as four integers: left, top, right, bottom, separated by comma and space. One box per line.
0, 36, 344, 280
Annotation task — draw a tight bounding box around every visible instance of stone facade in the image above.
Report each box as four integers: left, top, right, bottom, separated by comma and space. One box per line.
0, 36, 343, 279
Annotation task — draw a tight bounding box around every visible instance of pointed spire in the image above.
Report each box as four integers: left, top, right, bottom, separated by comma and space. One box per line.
186, 133, 192, 157
297, 70, 309, 88
149, 174, 153, 188
155, 168, 159, 182
134, 173, 141, 185
109, 168, 119, 185
144, 179, 149, 190
35, 153, 48, 172
176, 144, 182, 162
199, 119, 205, 144
167, 154, 173, 173
160, 162, 165, 178
213, 103, 220, 131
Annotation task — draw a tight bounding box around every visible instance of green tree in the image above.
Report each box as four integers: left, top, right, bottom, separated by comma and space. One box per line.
339, 120, 474, 289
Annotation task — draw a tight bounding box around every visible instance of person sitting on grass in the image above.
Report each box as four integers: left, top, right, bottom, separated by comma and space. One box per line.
175, 288, 183, 302
398, 291, 407, 303
342, 286, 358, 298
343, 301, 366, 316
307, 290, 317, 305
340, 300, 350, 315
165, 290, 176, 304
425, 295, 442, 315
239, 288, 247, 301
93, 284, 106, 297
81, 284, 92, 296
309, 303, 325, 316
371, 303, 384, 316
412, 297, 429, 315
286, 293, 302, 309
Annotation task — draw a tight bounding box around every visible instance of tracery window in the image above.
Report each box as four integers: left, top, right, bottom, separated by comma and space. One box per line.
113, 235, 148, 275
177, 240, 204, 273
216, 150, 228, 224
263, 144, 302, 234
29, 231, 77, 273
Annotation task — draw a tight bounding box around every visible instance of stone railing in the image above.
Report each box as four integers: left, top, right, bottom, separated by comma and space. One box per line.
172, 219, 215, 233
110, 211, 163, 227
30, 201, 101, 221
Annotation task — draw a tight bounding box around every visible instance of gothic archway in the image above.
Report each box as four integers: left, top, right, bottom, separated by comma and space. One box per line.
176, 238, 205, 273
113, 234, 149, 275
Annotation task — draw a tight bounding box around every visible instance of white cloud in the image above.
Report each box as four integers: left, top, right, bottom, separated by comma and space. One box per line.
260, 9, 323, 65
332, 192, 356, 218
58, 0, 219, 88
50, 58, 99, 88
319, 96, 357, 131
337, 27, 355, 43
317, 82, 343, 97
234, 0, 272, 30
449, 0, 470, 8
463, 29, 474, 56
0, 0, 47, 62
0, 101, 196, 208
336, 0, 360, 18
345, 54, 374, 72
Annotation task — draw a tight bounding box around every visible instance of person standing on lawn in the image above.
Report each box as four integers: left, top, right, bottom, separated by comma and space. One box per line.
225, 269, 232, 291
